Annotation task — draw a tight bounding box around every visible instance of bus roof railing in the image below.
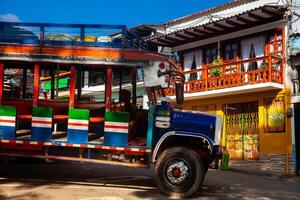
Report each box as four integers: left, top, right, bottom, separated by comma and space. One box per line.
0, 22, 147, 50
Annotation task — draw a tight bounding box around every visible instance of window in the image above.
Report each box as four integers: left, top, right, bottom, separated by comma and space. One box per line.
3, 67, 33, 100
248, 44, 258, 70
223, 42, 239, 61
89, 70, 105, 87
204, 45, 217, 64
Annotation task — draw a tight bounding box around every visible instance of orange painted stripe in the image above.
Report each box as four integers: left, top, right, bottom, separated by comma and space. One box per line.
0, 44, 168, 61
0, 119, 15, 123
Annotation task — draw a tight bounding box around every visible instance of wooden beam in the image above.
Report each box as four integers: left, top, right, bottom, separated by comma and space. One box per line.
193, 28, 211, 35
184, 30, 203, 37
33, 63, 40, 106
157, 38, 174, 45
69, 66, 76, 108
226, 19, 242, 27
149, 39, 169, 46
261, 8, 280, 17
175, 33, 194, 40
165, 36, 183, 43
248, 12, 265, 20
214, 22, 231, 30
236, 16, 254, 24
0, 63, 3, 105
203, 25, 221, 32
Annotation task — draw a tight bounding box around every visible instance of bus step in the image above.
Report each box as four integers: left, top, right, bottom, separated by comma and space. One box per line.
16, 129, 31, 137
88, 133, 104, 143
52, 131, 67, 139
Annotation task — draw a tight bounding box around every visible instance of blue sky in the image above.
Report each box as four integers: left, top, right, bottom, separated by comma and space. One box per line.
0, 0, 230, 27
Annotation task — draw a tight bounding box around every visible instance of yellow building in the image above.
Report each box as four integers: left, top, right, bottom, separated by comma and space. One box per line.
148, 0, 297, 175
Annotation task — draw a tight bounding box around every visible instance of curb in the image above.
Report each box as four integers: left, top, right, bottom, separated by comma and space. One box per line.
228, 167, 300, 182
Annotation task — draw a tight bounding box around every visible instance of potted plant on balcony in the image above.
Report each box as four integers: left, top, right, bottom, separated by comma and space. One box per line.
259, 62, 268, 69
209, 56, 222, 78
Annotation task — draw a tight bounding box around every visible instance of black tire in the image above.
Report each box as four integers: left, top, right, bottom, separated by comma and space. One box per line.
154, 147, 205, 199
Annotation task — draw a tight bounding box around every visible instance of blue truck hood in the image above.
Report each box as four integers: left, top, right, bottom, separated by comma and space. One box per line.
171, 109, 218, 141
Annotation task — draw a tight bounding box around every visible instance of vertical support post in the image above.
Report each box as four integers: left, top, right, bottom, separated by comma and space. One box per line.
80, 27, 85, 42
268, 55, 272, 82
33, 63, 40, 106
205, 66, 208, 91
77, 67, 82, 101
22, 67, 27, 99
56, 64, 60, 100
0, 23, 4, 42
40, 26, 44, 47
281, 26, 286, 84
0, 63, 3, 105
146, 87, 153, 104
84, 71, 89, 88
119, 68, 123, 99
50, 67, 55, 99
122, 27, 127, 49
131, 68, 137, 105
69, 66, 76, 108
217, 40, 221, 57
105, 66, 112, 111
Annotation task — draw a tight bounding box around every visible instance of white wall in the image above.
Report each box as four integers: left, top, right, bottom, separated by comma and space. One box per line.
291, 0, 300, 33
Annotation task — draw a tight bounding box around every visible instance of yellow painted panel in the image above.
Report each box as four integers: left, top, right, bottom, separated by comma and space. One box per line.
260, 133, 288, 154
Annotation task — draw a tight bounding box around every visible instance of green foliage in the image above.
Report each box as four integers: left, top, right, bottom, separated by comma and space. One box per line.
259, 62, 268, 69
210, 56, 222, 77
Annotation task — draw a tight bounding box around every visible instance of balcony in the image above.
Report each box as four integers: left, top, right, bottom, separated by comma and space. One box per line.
165, 55, 284, 99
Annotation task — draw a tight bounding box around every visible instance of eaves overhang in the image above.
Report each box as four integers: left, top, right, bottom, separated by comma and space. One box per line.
147, 5, 287, 47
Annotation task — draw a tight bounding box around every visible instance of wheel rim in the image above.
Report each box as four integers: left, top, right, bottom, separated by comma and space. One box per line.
164, 158, 191, 186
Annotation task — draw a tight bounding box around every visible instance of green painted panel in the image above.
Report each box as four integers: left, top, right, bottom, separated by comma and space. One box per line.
32, 107, 53, 118
68, 109, 89, 120
44, 78, 69, 90
0, 106, 16, 117
105, 111, 128, 123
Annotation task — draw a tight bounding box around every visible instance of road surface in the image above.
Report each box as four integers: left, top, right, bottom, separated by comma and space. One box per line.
0, 157, 299, 200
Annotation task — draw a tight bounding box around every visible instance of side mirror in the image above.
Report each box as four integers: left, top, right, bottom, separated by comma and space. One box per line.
175, 82, 184, 104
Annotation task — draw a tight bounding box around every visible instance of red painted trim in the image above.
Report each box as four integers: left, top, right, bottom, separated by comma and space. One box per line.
0, 139, 151, 153
32, 120, 52, 124
0, 63, 3, 105
105, 66, 112, 111
146, 87, 153, 103
66, 143, 73, 147
69, 66, 76, 108
68, 122, 88, 127
104, 125, 128, 129
33, 63, 40, 106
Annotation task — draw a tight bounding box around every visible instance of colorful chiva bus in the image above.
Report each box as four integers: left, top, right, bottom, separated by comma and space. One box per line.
0, 22, 222, 198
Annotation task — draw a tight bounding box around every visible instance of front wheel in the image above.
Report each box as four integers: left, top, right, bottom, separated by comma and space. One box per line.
154, 147, 205, 199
